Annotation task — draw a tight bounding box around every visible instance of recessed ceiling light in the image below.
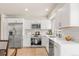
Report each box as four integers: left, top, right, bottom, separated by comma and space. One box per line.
25, 8, 29, 11
45, 8, 49, 11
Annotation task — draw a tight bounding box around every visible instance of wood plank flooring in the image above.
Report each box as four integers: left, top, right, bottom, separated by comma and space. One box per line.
16, 47, 48, 56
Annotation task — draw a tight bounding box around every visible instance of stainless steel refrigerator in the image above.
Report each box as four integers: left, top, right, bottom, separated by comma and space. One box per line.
8, 23, 23, 48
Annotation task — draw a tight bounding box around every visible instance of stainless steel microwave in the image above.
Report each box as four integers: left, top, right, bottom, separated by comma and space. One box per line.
31, 24, 41, 29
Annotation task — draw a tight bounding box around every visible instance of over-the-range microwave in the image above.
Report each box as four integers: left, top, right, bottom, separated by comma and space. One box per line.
31, 24, 41, 29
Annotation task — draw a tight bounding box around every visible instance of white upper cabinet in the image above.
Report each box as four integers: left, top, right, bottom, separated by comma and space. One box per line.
24, 19, 51, 29
7, 18, 51, 30
60, 4, 79, 27
41, 20, 51, 29
51, 4, 79, 30
70, 4, 79, 26
7, 18, 23, 23
51, 4, 70, 30
23, 20, 31, 29
59, 4, 70, 27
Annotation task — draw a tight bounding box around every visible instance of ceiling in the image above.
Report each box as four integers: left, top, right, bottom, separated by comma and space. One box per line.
0, 3, 57, 18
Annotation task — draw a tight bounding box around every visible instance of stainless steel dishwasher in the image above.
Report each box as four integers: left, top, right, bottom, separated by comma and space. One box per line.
48, 39, 54, 56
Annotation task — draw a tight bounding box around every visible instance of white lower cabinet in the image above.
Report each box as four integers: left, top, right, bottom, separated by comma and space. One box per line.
54, 42, 60, 56
23, 35, 31, 47
60, 45, 79, 56
42, 36, 49, 52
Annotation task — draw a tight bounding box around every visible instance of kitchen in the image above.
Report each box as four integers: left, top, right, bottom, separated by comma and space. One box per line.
0, 3, 79, 56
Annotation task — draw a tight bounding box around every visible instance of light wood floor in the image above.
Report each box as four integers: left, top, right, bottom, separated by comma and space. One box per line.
16, 47, 48, 56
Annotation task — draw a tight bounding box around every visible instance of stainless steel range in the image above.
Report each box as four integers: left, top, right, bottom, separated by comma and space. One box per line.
31, 31, 41, 46
31, 37, 41, 45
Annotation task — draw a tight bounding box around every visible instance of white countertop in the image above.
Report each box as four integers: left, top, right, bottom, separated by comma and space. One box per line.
45, 35, 79, 56
46, 35, 79, 46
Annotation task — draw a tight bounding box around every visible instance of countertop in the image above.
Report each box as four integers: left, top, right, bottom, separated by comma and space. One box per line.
46, 35, 79, 56
46, 35, 79, 46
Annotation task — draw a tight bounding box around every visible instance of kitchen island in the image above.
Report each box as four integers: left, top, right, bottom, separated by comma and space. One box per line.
46, 35, 79, 56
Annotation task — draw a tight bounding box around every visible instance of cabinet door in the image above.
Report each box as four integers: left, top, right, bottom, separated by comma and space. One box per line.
54, 42, 60, 56
60, 4, 70, 27
7, 18, 23, 23
24, 20, 31, 29
23, 35, 31, 47
41, 20, 51, 29
53, 11, 61, 30
41, 23, 46, 29
42, 36, 49, 52
53, 4, 70, 29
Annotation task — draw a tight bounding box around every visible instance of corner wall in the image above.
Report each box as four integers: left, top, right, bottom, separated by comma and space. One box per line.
1, 14, 8, 40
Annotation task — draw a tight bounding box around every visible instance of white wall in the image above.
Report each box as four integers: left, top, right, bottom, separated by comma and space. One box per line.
1, 14, 8, 40
70, 4, 79, 26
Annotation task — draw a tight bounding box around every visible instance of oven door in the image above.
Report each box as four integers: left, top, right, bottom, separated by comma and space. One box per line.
31, 38, 41, 45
